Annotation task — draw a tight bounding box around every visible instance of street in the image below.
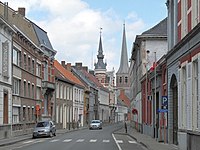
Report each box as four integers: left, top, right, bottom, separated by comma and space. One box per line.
0, 124, 147, 150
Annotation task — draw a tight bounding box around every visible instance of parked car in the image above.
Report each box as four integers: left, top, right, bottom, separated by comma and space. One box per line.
89, 120, 102, 130
32, 120, 56, 138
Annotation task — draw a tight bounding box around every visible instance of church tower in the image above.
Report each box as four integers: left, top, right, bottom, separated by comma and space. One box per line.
94, 28, 107, 86
116, 23, 130, 92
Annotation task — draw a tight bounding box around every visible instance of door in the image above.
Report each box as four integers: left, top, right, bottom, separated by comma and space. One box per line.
3, 91, 8, 124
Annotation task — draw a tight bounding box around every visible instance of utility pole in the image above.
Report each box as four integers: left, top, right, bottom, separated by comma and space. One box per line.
154, 51, 157, 140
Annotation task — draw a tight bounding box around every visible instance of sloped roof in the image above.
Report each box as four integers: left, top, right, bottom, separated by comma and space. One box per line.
142, 17, 167, 36
54, 60, 84, 88
118, 90, 130, 107
81, 69, 109, 92
117, 24, 129, 74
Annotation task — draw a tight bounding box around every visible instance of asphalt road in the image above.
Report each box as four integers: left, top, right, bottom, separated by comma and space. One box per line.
1, 123, 147, 150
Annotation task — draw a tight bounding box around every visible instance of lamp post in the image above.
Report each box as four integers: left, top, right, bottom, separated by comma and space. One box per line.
146, 50, 150, 125
154, 51, 157, 140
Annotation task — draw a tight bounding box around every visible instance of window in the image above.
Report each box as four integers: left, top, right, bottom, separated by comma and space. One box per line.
36, 63, 41, 77
125, 77, 128, 83
13, 107, 20, 123
119, 77, 122, 83
13, 48, 21, 66
44, 61, 48, 81
193, 60, 199, 129
64, 86, 66, 99
13, 78, 20, 95
32, 84, 34, 99
32, 107, 35, 121
28, 83, 31, 97
23, 107, 26, 121
28, 107, 30, 121
60, 84, 63, 99
56, 83, 59, 98
36, 87, 41, 100
28, 57, 31, 72
32, 60, 35, 74
24, 81, 26, 97
24, 54, 27, 70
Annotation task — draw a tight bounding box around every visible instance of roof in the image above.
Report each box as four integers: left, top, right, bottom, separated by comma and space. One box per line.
142, 17, 167, 36
117, 24, 129, 74
54, 60, 84, 88
118, 89, 130, 108
32, 23, 56, 53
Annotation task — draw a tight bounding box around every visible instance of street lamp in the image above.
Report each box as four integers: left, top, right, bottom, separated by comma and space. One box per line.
154, 51, 157, 140
145, 50, 150, 124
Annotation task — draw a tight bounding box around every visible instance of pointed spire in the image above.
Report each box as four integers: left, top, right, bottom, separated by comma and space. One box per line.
94, 27, 107, 70
117, 23, 129, 74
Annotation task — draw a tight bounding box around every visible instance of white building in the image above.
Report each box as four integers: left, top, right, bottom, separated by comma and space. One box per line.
0, 17, 15, 133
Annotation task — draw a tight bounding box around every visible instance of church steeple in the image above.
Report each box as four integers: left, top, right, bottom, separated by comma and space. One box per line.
117, 23, 129, 74
116, 23, 129, 90
94, 28, 107, 70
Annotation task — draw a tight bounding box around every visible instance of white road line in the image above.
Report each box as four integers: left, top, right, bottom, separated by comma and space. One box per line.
103, 140, 110, 143
112, 134, 122, 150
23, 140, 34, 144
128, 140, 137, 144
116, 140, 123, 143
50, 139, 60, 142
76, 139, 84, 142
63, 139, 72, 142
90, 139, 97, 143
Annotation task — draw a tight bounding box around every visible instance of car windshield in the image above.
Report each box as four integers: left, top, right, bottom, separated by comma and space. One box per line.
36, 122, 49, 127
91, 120, 100, 123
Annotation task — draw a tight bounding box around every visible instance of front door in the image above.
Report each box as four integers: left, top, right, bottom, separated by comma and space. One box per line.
172, 79, 178, 145
3, 91, 8, 124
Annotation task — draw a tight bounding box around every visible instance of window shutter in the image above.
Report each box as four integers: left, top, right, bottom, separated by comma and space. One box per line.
198, 58, 200, 131
178, 69, 182, 129
187, 62, 192, 130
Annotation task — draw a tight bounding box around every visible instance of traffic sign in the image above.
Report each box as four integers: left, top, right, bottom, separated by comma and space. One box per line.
157, 109, 168, 113
162, 96, 168, 106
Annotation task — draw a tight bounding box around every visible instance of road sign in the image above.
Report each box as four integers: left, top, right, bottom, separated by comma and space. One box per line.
157, 109, 168, 113
162, 96, 168, 106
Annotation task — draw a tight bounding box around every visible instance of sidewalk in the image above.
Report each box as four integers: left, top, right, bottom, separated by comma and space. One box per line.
0, 127, 87, 147
114, 125, 178, 150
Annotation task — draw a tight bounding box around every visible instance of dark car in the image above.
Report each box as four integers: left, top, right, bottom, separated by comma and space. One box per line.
32, 120, 56, 138
89, 120, 102, 130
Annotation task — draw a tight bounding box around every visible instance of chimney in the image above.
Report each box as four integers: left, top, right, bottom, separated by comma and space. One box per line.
18, 7, 25, 17
82, 66, 88, 72
4, 2, 8, 20
61, 61, 65, 68
66, 63, 71, 71
75, 62, 82, 70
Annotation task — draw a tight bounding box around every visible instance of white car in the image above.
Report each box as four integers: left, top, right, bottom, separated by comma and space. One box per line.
89, 120, 102, 130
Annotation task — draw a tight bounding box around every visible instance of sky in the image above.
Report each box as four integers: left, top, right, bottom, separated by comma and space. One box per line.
3, 0, 167, 72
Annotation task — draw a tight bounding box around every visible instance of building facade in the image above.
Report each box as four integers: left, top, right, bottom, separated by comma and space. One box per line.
130, 18, 167, 134
167, 0, 200, 149
0, 16, 15, 138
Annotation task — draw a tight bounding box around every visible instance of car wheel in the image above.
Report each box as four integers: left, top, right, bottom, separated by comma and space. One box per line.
53, 132, 56, 136
49, 132, 53, 138
32, 135, 36, 139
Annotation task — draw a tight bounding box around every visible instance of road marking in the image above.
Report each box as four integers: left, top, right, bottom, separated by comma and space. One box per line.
116, 140, 123, 143
50, 139, 60, 142
103, 140, 110, 143
76, 139, 84, 142
112, 134, 122, 150
63, 139, 72, 142
90, 139, 97, 143
128, 140, 137, 144
23, 140, 34, 144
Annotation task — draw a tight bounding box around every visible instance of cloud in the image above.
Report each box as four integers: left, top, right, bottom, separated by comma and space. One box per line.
4, 0, 146, 71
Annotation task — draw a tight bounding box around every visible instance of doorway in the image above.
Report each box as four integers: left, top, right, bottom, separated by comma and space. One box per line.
3, 91, 8, 124
170, 74, 178, 145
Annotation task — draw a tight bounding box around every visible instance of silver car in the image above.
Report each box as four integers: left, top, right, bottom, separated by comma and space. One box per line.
32, 120, 56, 138
89, 120, 102, 130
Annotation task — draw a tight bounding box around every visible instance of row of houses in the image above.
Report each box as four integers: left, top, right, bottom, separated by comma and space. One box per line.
129, 0, 200, 150
0, 2, 130, 139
